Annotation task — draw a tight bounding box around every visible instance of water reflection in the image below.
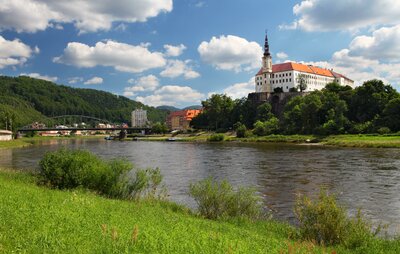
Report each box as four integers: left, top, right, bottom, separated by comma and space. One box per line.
1, 139, 400, 233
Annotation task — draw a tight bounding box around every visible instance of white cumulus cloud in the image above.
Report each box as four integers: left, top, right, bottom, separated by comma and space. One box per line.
208, 79, 255, 100
160, 60, 200, 79
68, 77, 84, 84
54, 40, 166, 73
198, 35, 262, 72
0, 36, 37, 68
348, 24, 400, 61
84, 76, 103, 85
136, 85, 204, 107
164, 44, 186, 57
0, 0, 173, 33
124, 75, 160, 95
20, 72, 58, 82
281, 0, 400, 32
276, 52, 288, 60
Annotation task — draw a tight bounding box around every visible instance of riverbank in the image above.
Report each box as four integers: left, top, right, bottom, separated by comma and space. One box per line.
1, 169, 399, 253
133, 133, 400, 148
322, 134, 400, 148
0, 135, 105, 149
1, 133, 399, 149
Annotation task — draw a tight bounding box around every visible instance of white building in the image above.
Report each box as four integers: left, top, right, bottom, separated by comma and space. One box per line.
0, 130, 12, 141
131, 108, 148, 127
255, 34, 354, 93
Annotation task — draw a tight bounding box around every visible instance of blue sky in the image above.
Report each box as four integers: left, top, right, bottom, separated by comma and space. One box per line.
0, 0, 399, 107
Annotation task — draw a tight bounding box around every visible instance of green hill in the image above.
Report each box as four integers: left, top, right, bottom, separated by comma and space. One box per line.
156, 105, 180, 112
0, 76, 168, 130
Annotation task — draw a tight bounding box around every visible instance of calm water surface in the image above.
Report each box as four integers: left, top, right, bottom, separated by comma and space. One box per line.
1, 139, 400, 233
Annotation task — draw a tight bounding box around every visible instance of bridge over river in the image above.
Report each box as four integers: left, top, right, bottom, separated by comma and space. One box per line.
17, 114, 151, 133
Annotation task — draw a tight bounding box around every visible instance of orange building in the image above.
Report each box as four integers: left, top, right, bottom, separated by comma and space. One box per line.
166, 109, 202, 130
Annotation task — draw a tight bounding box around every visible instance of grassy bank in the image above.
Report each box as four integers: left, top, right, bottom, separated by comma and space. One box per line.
229, 134, 317, 143
322, 134, 400, 148
166, 133, 400, 148
0, 135, 105, 149
2, 133, 399, 149
0, 139, 32, 149
1, 169, 399, 253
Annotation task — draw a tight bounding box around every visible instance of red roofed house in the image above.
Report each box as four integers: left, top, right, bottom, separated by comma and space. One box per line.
255, 33, 354, 93
166, 109, 202, 130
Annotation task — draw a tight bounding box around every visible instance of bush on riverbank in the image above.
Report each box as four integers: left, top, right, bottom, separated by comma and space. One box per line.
125, 168, 166, 200
189, 177, 262, 220
38, 149, 164, 200
207, 133, 225, 142
295, 190, 376, 248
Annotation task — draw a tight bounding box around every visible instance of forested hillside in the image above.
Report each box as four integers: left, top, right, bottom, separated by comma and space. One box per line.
0, 76, 168, 130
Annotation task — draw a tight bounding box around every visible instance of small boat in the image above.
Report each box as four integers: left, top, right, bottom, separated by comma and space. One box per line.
166, 137, 177, 142
104, 136, 114, 140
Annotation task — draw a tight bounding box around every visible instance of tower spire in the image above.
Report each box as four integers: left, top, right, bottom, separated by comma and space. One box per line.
264, 30, 271, 57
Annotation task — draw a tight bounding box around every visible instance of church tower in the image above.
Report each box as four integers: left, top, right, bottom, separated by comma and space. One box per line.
262, 32, 272, 73
260, 32, 273, 92
254, 32, 273, 93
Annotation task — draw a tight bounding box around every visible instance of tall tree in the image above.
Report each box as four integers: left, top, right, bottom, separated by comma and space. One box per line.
381, 98, 400, 132
256, 102, 274, 122
348, 79, 399, 123
201, 94, 234, 130
296, 74, 307, 92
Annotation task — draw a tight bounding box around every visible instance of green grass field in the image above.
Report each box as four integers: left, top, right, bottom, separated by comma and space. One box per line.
0, 139, 32, 149
322, 135, 400, 148
1, 170, 400, 253
0, 135, 105, 149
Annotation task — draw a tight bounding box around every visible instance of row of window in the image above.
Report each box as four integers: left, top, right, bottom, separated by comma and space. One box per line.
256, 78, 293, 86
272, 72, 292, 78
272, 78, 291, 84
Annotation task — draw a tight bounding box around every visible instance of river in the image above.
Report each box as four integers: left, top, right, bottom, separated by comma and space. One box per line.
1, 138, 400, 234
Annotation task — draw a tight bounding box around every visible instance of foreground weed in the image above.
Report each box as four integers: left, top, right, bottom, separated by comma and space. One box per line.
295, 189, 375, 248
131, 225, 139, 243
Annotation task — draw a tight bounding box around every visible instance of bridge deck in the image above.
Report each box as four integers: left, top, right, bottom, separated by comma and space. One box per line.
17, 127, 151, 132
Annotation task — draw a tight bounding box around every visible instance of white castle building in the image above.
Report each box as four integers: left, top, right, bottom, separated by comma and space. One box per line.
131, 108, 148, 127
255, 34, 354, 93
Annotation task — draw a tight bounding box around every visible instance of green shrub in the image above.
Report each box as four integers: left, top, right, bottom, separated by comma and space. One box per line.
377, 127, 391, 135
235, 123, 248, 138
295, 190, 375, 247
253, 120, 267, 136
208, 133, 225, 142
189, 177, 261, 220
253, 118, 280, 136
124, 168, 166, 200
264, 117, 280, 134
349, 121, 373, 134
39, 149, 108, 190
38, 149, 165, 200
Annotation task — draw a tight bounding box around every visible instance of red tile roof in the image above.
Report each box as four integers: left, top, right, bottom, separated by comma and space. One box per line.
331, 71, 353, 82
256, 62, 351, 79
167, 109, 202, 121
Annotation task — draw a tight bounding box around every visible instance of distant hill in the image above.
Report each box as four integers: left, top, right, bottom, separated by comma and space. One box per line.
156, 105, 202, 112
0, 76, 168, 130
182, 105, 202, 110
156, 105, 181, 112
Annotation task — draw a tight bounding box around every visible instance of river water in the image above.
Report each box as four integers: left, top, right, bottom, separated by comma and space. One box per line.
1, 138, 400, 234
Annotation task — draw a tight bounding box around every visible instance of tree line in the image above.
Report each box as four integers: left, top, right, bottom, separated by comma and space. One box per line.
191, 79, 400, 136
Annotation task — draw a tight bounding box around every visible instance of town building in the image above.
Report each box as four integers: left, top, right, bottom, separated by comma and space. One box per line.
255, 33, 354, 93
0, 130, 12, 141
166, 109, 202, 130
131, 108, 148, 127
